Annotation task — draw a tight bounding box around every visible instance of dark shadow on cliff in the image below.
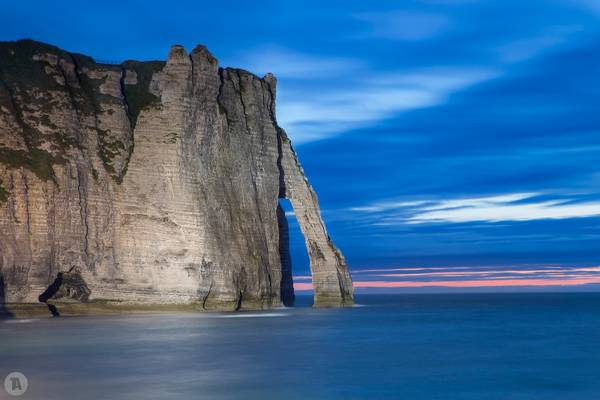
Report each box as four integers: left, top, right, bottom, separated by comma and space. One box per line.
278, 201, 295, 306
38, 272, 63, 317
0, 273, 15, 319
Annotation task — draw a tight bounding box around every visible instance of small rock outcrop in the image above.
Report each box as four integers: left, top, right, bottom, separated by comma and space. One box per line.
0, 39, 353, 311
38, 267, 91, 303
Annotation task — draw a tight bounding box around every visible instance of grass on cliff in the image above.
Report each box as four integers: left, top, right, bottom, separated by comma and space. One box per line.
0, 40, 68, 150
0, 40, 69, 92
0, 146, 64, 182
0, 40, 166, 185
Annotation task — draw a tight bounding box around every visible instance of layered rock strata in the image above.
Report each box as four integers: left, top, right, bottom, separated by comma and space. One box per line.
0, 40, 353, 312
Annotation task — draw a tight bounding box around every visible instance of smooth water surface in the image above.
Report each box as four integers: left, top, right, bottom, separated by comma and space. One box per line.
1, 293, 600, 399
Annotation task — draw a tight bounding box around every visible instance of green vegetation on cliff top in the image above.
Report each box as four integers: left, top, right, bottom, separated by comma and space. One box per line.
0, 39, 166, 185
0, 146, 65, 182
0, 39, 69, 91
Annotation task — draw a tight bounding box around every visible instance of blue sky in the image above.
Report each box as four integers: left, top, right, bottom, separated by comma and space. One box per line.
3, 0, 600, 289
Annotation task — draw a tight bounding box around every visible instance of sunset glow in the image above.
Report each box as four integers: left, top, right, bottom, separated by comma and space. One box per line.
293, 266, 600, 291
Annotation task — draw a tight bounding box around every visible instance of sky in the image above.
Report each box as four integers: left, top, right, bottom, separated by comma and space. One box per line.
3, 0, 600, 292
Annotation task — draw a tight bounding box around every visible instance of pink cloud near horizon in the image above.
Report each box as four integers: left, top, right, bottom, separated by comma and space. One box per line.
292, 265, 600, 291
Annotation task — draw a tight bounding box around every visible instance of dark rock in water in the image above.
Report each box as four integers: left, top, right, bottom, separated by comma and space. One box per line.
37, 267, 91, 316
39, 267, 91, 303
0, 39, 353, 311
0, 274, 14, 318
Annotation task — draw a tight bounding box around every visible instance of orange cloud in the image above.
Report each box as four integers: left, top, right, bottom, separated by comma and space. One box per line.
293, 282, 315, 291
293, 276, 600, 291
355, 277, 600, 288
292, 266, 600, 291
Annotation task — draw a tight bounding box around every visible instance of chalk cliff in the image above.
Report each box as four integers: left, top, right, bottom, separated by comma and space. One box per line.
0, 39, 353, 312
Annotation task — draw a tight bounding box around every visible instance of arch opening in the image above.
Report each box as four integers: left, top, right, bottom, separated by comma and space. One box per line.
277, 198, 311, 306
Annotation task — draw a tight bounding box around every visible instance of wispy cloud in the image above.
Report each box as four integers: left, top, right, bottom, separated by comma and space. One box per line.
276, 67, 496, 143
293, 265, 600, 291
234, 9, 581, 144
374, 266, 600, 278
350, 192, 600, 225
409, 195, 600, 224
573, 0, 600, 16
353, 11, 449, 41
350, 200, 427, 213
238, 46, 364, 79
496, 25, 583, 62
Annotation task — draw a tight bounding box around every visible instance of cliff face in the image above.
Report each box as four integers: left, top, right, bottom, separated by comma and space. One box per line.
0, 40, 353, 311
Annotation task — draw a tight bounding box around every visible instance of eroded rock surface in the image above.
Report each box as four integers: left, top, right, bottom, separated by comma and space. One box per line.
0, 39, 354, 310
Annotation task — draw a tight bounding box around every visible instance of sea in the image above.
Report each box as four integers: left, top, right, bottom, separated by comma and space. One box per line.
1, 293, 600, 400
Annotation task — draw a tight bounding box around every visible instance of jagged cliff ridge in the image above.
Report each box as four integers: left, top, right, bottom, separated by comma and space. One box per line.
0, 39, 353, 312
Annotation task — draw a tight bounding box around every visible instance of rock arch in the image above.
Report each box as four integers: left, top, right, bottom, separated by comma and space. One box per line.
277, 132, 354, 307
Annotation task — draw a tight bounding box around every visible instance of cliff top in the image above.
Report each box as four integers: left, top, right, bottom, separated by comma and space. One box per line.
0, 39, 274, 83
0, 39, 279, 189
